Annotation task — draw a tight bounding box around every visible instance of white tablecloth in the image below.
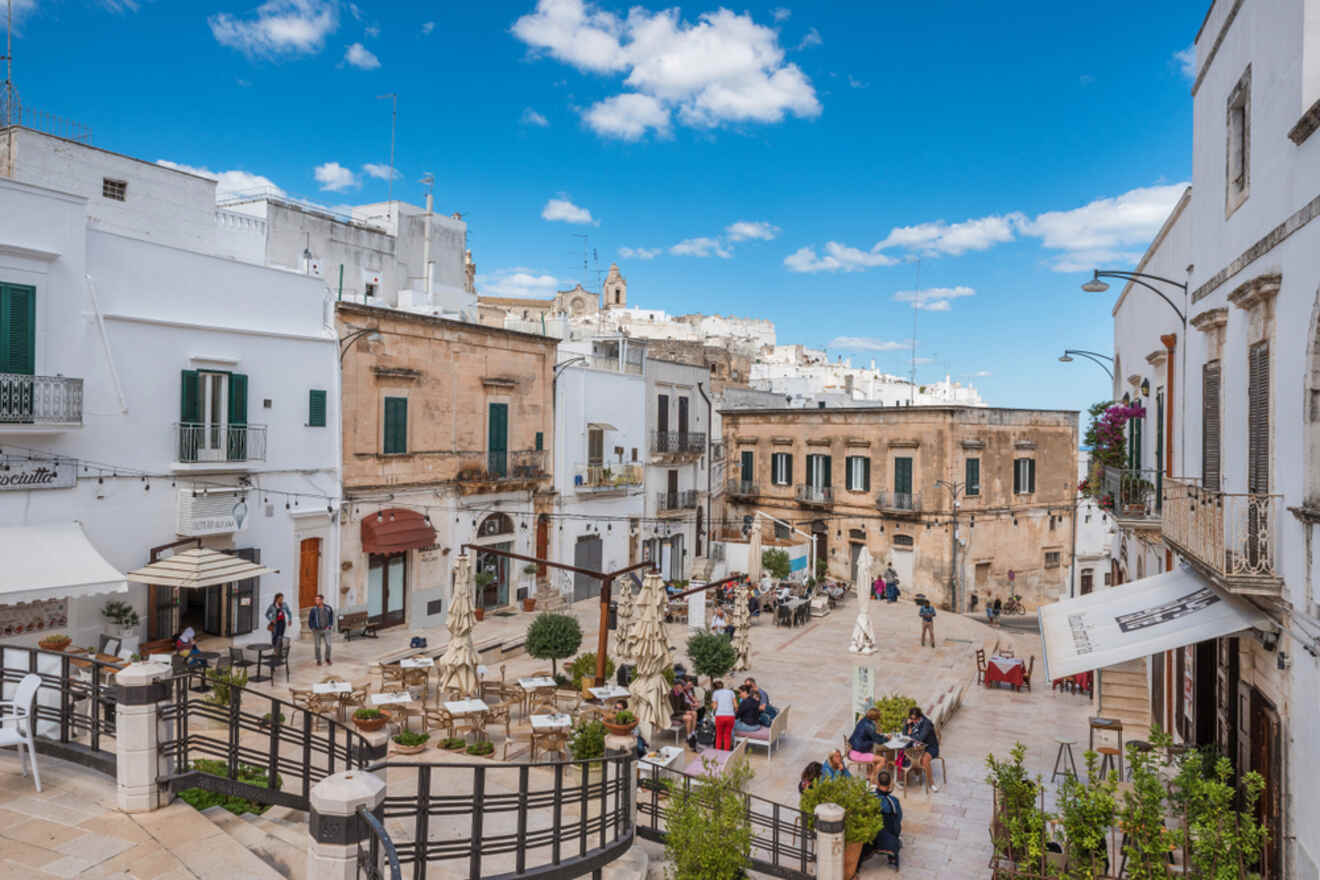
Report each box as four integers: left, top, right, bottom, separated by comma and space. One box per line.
445, 699, 490, 716
640, 746, 683, 768
530, 713, 572, 730
371, 692, 412, 706
313, 682, 351, 695
400, 657, 434, 669
518, 677, 557, 690
589, 685, 630, 701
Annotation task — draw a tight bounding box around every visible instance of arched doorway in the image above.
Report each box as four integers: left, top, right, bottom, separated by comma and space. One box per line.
473, 513, 514, 609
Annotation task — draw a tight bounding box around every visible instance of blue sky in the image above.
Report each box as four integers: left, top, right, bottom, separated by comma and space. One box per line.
10, 0, 1203, 414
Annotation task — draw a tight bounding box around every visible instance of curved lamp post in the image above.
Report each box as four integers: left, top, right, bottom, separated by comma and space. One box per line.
1058, 349, 1114, 380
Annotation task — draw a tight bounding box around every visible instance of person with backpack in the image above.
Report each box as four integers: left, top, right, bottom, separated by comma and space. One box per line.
265, 593, 291, 649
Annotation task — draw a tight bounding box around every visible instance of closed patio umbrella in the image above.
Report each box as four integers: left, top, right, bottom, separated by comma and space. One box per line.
615, 576, 636, 668
746, 525, 762, 584
731, 579, 751, 672
438, 553, 480, 697
627, 571, 672, 738
848, 547, 877, 655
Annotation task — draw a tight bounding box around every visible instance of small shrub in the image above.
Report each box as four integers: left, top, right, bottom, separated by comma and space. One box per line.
800, 775, 884, 844
393, 730, 430, 747
206, 667, 249, 707
441, 737, 468, 749
665, 758, 754, 879
613, 709, 636, 725
177, 759, 281, 816
570, 719, 606, 761
569, 652, 616, 690
353, 708, 383, 720
872, 693, 916, 734
526, 613, 583, 677
466, 741, 495, 756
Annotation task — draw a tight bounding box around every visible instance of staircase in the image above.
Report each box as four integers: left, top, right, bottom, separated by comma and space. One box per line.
1097, 659, 1151, 732
200, 804, 309, 879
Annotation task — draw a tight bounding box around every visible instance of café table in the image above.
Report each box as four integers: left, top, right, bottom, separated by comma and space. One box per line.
640, 745, 683, 769
588, 684, 631, 702
371, 690, 415, 732
529, 712, 572, 731
518, 676, 558, 714
314, 681, 352, 720
985, 655, 1026, 689
245, 644, 275, 682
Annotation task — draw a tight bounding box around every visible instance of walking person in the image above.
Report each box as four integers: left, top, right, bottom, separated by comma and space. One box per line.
711, 679, 737, 751
918, 598, 936, 648
265, 592, 291, 650
307, 593, 334, 666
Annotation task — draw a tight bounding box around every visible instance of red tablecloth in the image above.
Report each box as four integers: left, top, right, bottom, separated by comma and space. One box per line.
985, 656, 1025, 688
1054, 671, 1092, 693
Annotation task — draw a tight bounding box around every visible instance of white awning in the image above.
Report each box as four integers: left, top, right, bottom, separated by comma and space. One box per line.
0, 522, 127, 603
1039, 564, 1270, 680
125, 548, 275, 589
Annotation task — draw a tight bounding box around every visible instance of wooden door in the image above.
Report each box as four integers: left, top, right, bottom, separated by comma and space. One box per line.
535, 515, 549, 578
299, 538, 321, 608
1215, 637, 1239, 762
1250, 689, 1282, 880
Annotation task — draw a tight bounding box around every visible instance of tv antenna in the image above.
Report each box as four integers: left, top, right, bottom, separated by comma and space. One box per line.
572, 233, 589, 284
376, 92, 397, 202
1, 0, 18, 127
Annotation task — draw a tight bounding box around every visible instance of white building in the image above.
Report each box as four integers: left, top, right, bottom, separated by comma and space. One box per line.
1072, 450, 1114, 596
642, 357, 712, 581
0, 128, 340, 651
551, 337, 648, 599
1099, 3, 1320, 875
751, 345, 986, 408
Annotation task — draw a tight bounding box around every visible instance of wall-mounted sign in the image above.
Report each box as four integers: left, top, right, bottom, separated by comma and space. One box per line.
0, 459, 76, 491
178, 488, 251, 536
852, 664, 875, 721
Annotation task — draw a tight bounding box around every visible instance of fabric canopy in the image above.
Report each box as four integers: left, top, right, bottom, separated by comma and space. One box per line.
0, 522, 127, 603
125, 548, 274, 589
361, 508, 436, 554
1039, 564, 1270, 680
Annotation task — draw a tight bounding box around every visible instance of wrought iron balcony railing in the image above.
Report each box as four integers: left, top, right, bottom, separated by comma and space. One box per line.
652, 431, 706, 454
1102, 466, 1161, 524
795, 484, 833, 506
469, 449, 548, 481
574, 462, 644, 491
175, 423, 267, 463
726, 479, 759, 498
656, 489, 699, 511
0, 374, 83, 426
876, 491, 921, 513
1161, 476, 1283, 596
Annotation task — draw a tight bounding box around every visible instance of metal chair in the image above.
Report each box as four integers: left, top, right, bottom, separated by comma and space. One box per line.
228, 646, 252, 672
0, 674, 43, 791
265, 638, 292, 683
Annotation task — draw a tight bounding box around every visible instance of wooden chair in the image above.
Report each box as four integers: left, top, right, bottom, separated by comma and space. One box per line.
424, 706, 454, 738
899, 742, 929, 795
532, 727, 569, 761
576, 704, 607, 725
380, 664, 405, 690
454, 710, 490, 743
339, 681, 369, 719
503, 724, 534, 761
486, 700, 513, 742
1022, 656, 1035, 691
553, 688, 581, 714
975, 649, 987, 685
479, 664, 507, 704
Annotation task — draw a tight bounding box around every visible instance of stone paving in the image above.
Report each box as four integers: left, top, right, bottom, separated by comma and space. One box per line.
0, 592, 1101, 878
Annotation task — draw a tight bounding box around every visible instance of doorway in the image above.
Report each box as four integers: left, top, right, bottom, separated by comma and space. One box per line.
812, 520, 827, 579
368, 552, 407, 628
477, 543, 512, 608
849, 542, 863, 583
890, 543, 915, 590
574, 535, 603, 601
298, 538, 321, 609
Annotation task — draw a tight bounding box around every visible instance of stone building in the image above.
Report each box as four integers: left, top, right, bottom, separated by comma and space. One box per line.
337, 302, 556, 631
720, 405, 1078, 610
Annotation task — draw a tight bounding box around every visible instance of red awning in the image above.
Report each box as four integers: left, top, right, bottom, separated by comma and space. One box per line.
361, 508, 436, 554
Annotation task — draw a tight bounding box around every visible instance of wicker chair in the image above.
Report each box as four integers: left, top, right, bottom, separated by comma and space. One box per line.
454, 710, 489, 743
424, 705, 454, 738
553, 689, 581, 714
486, 700, 513, 742
975, 649, 987, 685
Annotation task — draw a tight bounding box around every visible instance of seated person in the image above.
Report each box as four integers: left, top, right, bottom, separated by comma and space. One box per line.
866, 771, 903, 866
823, 580, 847, 601
185, 643, 208, 669
709, 607, 734, 637
820, 749, 852, 781
901, 706, 941, 793
798, 761, 823, 795
743, 676, 777, 726
847, 708, 890, 784
669, 682, 697, 746
748, 590, 761, 616
733, 685, 763, 735
175, 626, 196, 650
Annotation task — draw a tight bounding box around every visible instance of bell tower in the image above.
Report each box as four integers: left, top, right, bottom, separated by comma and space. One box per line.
603, 263, 627, 310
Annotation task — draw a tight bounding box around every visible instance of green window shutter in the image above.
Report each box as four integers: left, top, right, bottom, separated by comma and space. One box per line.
740, 451, 754, 482
180, 370, 200, 423
535, 431, 544, 451
863, 457, 871, 492
488, 402, 508, 476
308, 389, 327, 427
965, 458, 980, 495
384, 397, 408, 454
823, 455, 832, 487
1028, 459, 1037, 493
895, 457, 912, 495
786, 454, 793, 486
227, 373, 248, 426
0, 284, 36, 375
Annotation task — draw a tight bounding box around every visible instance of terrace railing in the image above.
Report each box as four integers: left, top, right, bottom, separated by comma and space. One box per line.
876, 491, 921, 513
0, 644, 120, 775
795, 484, 833, 506
1102, 465, 1161, 524
1161, 476, 1284, 596
657, 489, 699, 511
0, 373, 84, 425
175, 422, 267, 463
652, 431, 706, 455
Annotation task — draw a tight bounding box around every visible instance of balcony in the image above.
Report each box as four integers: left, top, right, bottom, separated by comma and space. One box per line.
1161, 476, 1284, 597
0, 374, 83, 429
876, 491, 921, 514
462, 450, 549, 483
174, 423, 267, 465
1102, 466, 1161, 530
651, 431, 706, 456
796, 484, 833, 507
656, 489, 699, 512
574, 462, 644, 493
710, 441, 726, 463
726, 479, 759, 499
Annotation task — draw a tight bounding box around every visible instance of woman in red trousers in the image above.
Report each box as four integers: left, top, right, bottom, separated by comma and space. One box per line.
710, 680, 737, 751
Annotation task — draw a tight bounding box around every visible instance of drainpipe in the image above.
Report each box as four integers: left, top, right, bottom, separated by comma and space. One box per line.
1161, 333, 1177, 572
423, 192, 434, 297
697, 382, 712, 559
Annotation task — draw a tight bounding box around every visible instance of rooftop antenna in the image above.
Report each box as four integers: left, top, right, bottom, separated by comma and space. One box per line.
376, 92, 397, 203
420, 173, 434, 295
910, 256, 920, 404
1, 0, 18, 128
572, 232, 589, 285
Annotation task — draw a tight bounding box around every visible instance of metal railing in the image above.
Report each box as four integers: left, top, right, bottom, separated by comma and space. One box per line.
574, 462, 644, 491
160, 672, 371, 811
1162, 477, 1283, 593
356, 804, 403, 880
652, 431, 706, 454
1102, 466, 1161, 521
480, 449, 548, 481
175, 423, 268, 463
657, 489, 699, 511
3, 104, 93, 142
0, 374, 83, 425
366, 755, 635, 879
795, 485, 833, 506
726, 478, 759, 497
876, 491, 921, 513
637, 761, 815, 879
0, 645, 120, 775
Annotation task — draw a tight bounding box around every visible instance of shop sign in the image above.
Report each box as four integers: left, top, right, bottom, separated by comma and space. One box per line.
178, 488, 251, 536
0, 459, 76, 491
852, 664, 875, 720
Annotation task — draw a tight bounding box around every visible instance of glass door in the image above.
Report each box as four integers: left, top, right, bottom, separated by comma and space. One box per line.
199, 372, 228, 462
368, 552, 408, 628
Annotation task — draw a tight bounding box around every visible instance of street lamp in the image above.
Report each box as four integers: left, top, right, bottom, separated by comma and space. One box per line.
935, 479, 965, 612
338, 327, 382, 362
1058, 349, 1115, 380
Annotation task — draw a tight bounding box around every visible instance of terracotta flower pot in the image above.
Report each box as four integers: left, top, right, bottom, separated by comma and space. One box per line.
391, 741, 428, 755
523, 598, 536, 612
474, 608, 485, 621
354, 715, 387, 732
38, 637, 72, 652
602, 717, 638, 737
844, 840, 864, 879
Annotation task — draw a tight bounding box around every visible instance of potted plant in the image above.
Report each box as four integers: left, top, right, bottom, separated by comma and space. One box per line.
102, 599, 140, 636
1056, 750, 1116, 876
522, 564, 539, 611
603, 709, 637, 736
353, 708, 387, 732
985, 743, 1046, 869
526, 613, 583, 678
686, 632, 736, 689
440, 736, 468, 752
474, 571, 496, 620
392, 730, 431, 755
800, 775, 885, 879
38, 633, 72, 652
466, 741, 495, 758
569, 652, 615, 693
665, 760, 754, 879
872, 693, 917, 736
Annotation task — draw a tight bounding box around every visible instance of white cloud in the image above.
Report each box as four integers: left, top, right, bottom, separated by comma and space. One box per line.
828, 336, 910, 352
893, 285, 976, 311
1018, 183, 1187, 271
155, 160, 284, 200
344, 42, 380, 69
513, 0, 820, 139
725, 220, 779, 241
771, 7, 790, 22
582, 93, 672, 140
541, 196, 596, 224
521, 107, 550, 127
99, 0, 140, 12
783, 242, 899, 273
975, 370, 992, 377
421, 20, 435, 35
847, 74, 867, 89
209, 0, 338, 59
797, 26, 821, 49
477, 267, 565, 298
362, 163, 398, 181
314, 161, 358, 192
670, 237, 731, 258
364, 24, 379, 37
1174, 44, 1196, 80
619, 246, 662, 259
877, 214, 1022, 256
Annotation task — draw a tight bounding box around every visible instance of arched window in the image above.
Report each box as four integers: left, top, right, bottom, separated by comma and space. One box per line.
478, 513, 513, 538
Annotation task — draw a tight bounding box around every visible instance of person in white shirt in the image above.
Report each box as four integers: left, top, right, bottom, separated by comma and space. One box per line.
709, 608, 733, 637
710, 679, 737, 750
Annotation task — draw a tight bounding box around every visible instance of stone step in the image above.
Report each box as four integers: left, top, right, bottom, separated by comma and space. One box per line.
201, 804, 306, 879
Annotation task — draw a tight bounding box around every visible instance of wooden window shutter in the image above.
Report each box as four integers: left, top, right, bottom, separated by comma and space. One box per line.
1202, 362, 1221, 491
1029, 458, 1037, 493
180, 370, 201, 423
308, 389, 327, 427
227, 373, 248, 426
785, 453, 793, 486
1247, 342, 1269, 493
965, 458, 980, 495
862, 456, 871, 492
0, 284, 36, 375
740, 450, 754, 482
823, 454, 832, 487
384, 397, 407, 454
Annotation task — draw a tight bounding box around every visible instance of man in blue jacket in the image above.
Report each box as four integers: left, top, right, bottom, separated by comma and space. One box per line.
307, 593, 335, 666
